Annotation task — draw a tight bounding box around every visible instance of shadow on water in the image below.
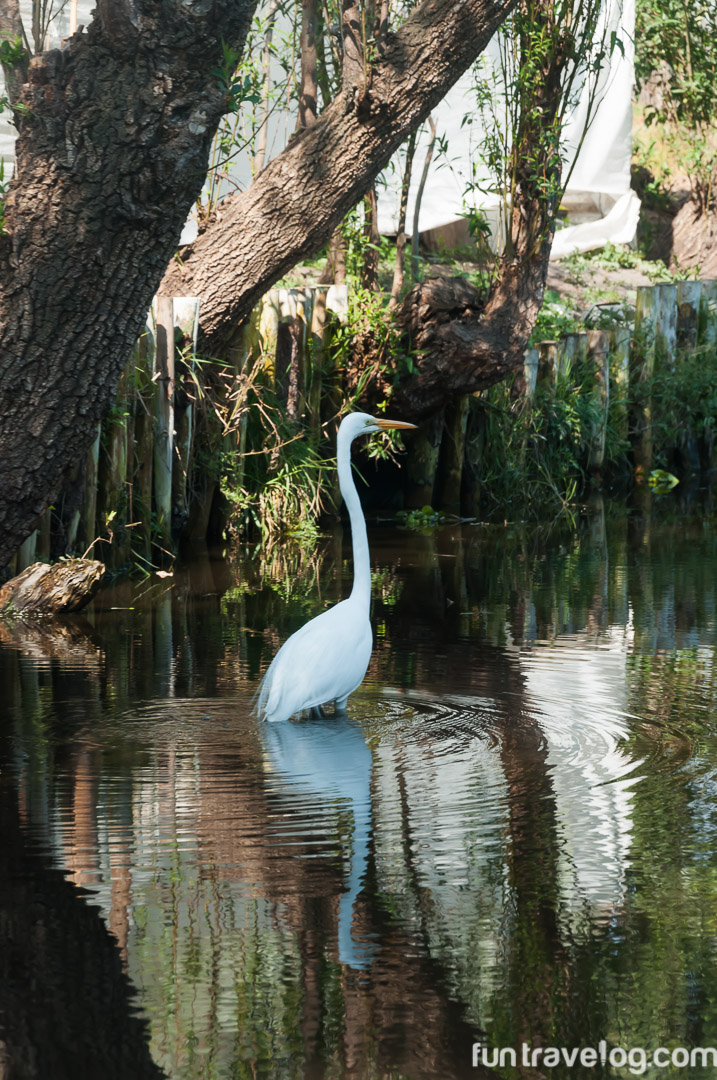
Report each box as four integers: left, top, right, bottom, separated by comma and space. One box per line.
3, 498, 717, 1077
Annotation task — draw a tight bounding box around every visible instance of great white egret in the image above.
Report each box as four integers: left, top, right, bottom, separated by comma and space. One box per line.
257, 412, 416, 723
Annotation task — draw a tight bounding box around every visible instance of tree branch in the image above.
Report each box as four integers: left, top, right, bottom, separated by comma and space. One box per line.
0, 0, 29, 104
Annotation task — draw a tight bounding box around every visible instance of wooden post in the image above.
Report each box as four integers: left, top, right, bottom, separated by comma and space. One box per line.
97, 365, 132, 568
16, 530, 38, 571
676, 281, 702, 472
609, 327, 631, 444
404, 410, 444, 509
153, 296, 175, 546
631, 285, 659, 478
557, 335, 575, 380
698, 280, 717, 347
80, 422, 102, 551
172, 297, 201, 534
36, 508, 52, 561
587, 331, 610, 473
308, 286, 328, 446
536, 341, 558, 391
656, 283, 677, 366
523, 348, 539, 399
462, 396, 485, 519
437, 396, 470, 513
132, 325, 155, 559
676, 280, 702, 351
259, 294, 280, 386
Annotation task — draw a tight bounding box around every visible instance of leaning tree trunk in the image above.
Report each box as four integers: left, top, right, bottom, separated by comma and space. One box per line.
0, 0, 257, 567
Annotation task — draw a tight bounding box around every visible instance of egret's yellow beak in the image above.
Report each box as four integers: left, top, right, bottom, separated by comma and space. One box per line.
374, 419, 417, 431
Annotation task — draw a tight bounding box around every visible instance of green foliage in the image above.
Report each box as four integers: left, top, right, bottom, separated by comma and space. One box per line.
476, 359, 629, 515
395, 506, 447, 531
529, 290, 581, 344
646, 346, 717, 468
635, 0, 717, 129
0, 33, 27, 68
635, 0, 717, 211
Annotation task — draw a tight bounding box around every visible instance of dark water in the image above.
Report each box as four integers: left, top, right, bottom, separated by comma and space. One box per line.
3, 503, 717, 1079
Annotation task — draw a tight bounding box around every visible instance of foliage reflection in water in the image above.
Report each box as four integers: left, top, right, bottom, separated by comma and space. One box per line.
3, 504, 717, 1078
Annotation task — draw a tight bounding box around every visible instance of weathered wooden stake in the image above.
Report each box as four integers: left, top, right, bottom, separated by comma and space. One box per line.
587, 331, 610, 472
698, 280, 717, 346
523, 348, 539, 398
676, 281, 702, 471
536, 341, 558, 391
153, 296, 175, 545
437, 396, 470, 513
309, 287, 328, 446
132, 326, 156, 557
36, 508, 51, 561
16, 530, 37, 572
462, 396, 485, 518
172, 298, 201, 533
676, 280, 702, 350
609, 327, 631, 444
80, 422, 102, 551
98, 366, 132, 567
656, 283, 677, 366
631, 286, 659, 478
404, 410, 444, 508
561, 332, 587, 380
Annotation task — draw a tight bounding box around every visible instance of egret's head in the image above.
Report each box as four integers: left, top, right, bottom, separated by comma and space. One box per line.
339, 412, 417, 441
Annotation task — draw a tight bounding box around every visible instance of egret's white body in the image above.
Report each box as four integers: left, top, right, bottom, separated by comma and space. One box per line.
257, 412, 414, 723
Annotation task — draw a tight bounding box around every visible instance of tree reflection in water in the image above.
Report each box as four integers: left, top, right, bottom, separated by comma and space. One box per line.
3, 504, 717, 1078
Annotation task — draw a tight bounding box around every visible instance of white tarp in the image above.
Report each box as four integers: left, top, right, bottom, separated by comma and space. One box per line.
376, 0, 638, 259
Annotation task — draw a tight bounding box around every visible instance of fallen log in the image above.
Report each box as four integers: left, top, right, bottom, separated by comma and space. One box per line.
0, 560, 105, 615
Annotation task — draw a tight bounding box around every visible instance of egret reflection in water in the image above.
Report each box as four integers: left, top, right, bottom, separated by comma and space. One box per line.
260, 714, 375, 969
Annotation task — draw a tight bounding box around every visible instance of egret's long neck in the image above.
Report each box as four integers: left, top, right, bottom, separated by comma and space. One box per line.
337, 427, 371, 615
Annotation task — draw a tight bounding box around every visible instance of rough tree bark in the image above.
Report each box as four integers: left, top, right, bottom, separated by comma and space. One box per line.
0, 0, 518, 565
0, 0, 257, 567
161, 0, 519, 352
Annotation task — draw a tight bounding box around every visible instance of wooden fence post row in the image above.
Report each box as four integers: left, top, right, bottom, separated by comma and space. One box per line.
10, 280, 717, 571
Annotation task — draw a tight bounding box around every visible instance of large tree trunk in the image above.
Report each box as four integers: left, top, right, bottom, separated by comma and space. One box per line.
160, 0, 518, 352
0, 0, 518, 566
0, 0, 257, 567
